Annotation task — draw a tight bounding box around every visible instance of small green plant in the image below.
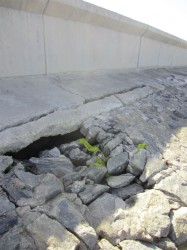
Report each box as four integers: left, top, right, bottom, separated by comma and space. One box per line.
138, 143, 148, 151
90, 156, 106, 167
79, 138, 108, 168
79, 138, 101, 154
105, 172, 110, 178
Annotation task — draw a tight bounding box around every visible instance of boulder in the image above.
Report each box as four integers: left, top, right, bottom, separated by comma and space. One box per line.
0, 155, 13, 173
106, 173, 135, 188
0, 225, 22, 250
103, 137, 122, 156
88, 193, 126, 244
140, 157, 167, 183
78, 184, 109, 205
155, 238, 177, 250
69, 148, 91, 166
29, 156, 74, 177
111, 183, 144, 199
35, 196, 98, 250
170, 207, 187, 246
81, 166, 107, 184
127, 149, 147, 176
26, 214, 80, 250
17, 173, 63, 208
107, 152, 129, 175
154, 171, 187, 205
119, 240, 162, 250
98, 239, 119, 250
39, 147, 61, 158
59, 141, 82, 156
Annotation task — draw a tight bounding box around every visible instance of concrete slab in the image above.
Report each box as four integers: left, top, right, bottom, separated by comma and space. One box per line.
0, 96, 122, 154
0, 67, 186, 154
53, 70, 155, 102
0, 75, 84, 131
116, 86, 155, 105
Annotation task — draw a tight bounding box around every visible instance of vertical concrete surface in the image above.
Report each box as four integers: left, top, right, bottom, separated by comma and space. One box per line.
0, 7, 45, 77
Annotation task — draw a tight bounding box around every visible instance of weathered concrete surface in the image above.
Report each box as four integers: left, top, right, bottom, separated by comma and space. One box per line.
0, 0, 187, 77
0, 67, 186, 154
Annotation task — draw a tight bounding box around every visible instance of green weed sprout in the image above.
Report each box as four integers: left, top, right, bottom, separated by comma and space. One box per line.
79, 138, 108, 167
79, 138, 101, 154
138, 143, 148, 151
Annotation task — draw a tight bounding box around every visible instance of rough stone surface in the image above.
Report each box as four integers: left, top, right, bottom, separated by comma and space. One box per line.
17, 173, 64, 208
140, 157, 167, 183
98, 239, 119, 250
154, 171, 187, 205
69, 148, 91, 166
35, 196, 98, 250
155, 238, 177, 250
0, 155, 13, 174
107, 152, 129, 175
30, 156, 74, 177
111, 183, 144, 200
39, 147, 61, 158
78, 184, 110, 205
119, 240, 162, 250
59, 141, 82, 155
170, 207, 187, 246
26, 214, 80, 250
106, 173, 135, 188
127, 149, 147, 176
80, 166, 107, 184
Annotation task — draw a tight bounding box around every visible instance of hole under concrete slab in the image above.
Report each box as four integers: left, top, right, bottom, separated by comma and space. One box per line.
6, 130, 83, 160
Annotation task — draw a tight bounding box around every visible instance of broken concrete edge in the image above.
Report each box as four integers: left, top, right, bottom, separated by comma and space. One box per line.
1, 0, 187, 48
0, 96, 123, 155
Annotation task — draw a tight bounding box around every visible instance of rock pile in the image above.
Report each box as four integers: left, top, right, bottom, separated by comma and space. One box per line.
0, 76, 187, 250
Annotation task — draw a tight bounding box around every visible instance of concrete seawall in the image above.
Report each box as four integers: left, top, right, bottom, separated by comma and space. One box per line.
1, 0, 187, 78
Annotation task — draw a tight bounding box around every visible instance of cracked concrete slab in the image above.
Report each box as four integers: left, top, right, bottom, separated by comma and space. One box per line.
0, 96, 122, 154
0, 67, 186, 154
0, 75, 85, 131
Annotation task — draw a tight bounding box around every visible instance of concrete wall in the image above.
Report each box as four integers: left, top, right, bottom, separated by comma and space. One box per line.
0, 0, 187, 78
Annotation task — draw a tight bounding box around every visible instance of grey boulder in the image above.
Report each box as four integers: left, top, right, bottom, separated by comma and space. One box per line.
106, 173, 135, 188
81, 166, 107, 184
35, 196, 98, 250
0, 155, 13, 173
127, 149, 147, 176
69, 148, 91, 166
26, 214, 80, 250
107, 152, 129, 175
30, 156, 74, 177
111, 183, 144, 199
78, 184, 110, 205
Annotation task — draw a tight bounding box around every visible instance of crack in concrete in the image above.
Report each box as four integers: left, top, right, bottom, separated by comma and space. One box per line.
0, 109, 58, 133
85, 84, 146, 104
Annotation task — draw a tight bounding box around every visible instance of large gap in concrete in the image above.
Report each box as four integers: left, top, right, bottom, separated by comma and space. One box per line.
6, 130, 83, 160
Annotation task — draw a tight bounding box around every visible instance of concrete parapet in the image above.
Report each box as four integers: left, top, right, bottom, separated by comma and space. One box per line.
0, 0, 48, 14
0, 0, 187, 78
